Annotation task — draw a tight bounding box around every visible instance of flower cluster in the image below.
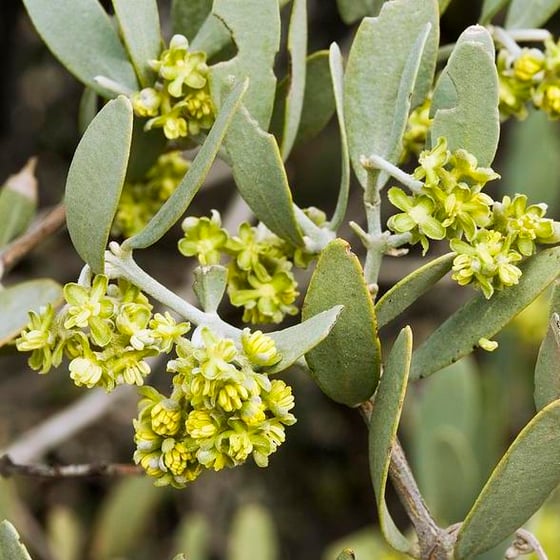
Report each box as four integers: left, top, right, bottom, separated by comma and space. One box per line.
498, 37, 560, 119
133, 327, 296, 488
16, 275, 189, 391
400, 97, 432, 163
177, 210, 324, 324
113, 151, 190, 237
388, 137, 559, 298
131, 34, 215, 140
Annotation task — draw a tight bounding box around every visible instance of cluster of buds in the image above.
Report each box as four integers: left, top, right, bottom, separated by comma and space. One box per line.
113, 151, 190, 237
131, 34, 215, 140
16, 275, 189, 391
388, 137, 560, 298
498, 36, 560, 119
177, 210, 324, 324
133, 327, 295, 488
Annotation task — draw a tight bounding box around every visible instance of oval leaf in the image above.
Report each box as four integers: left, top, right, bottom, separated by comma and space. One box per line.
430, 25, 499, 167
534, 310, 560, 411
124, 80, 247, 250
172, 0, 213, 41
505, 0, 560, 28
280, 0, 307, 160
455, 399, 560, 558
22, 0, 138, 96
336, 0, 386, 24
344, 0, 438, 189
112, 0, 161, 88
267, 305, 343, 375
223, 104, 303, 247
302, 239, 381, 406
209, 0, 280, 131
0, 521, 32, 560
410, 247, 560, 380
193, 265, 228, 313
369, 327, 412, 553
66, 96, 133, 272
329, 43, 351, 231
375, 253, 455, 328
0, 279, 63, 347
479, 0, 511, 24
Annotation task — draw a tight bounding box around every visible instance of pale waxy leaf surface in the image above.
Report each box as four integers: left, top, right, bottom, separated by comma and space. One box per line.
22, 0, 138, 96
112, 0, 161, 88
0, 521, 32, 560
281, 0, 307, 160
65, 96, 133, 273
344, 0, 438, 188
410, 247, 560, 380
0, 279, 63, 347
375, 253, 455, 328
267, 306, 343, 375
455, 399, 560, 558
479, 0, 511, 24
329, 43, 351, 231
270, 51, 336, 149
302, 239, 381, 406
368, 327, 412, 553
534, 313, 560, 411
227, 504, 278, 560
125, 80, 247, 250
210, 0, 280, 131
224, 104, 303, 247
192, 265, 228, 314
534, 283, 560, 410
336, 0, 386, 24
78, 87, 98, 135
430, 25, 499, 167
171, 0, 213, 41
505, 0, 560, 28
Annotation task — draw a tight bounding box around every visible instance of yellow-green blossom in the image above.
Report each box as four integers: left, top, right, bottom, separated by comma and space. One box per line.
178, 211, 229, 266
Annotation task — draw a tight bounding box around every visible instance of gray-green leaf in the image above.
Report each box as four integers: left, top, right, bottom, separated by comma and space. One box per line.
455, 399, 560, 558
172, 0, 213, 41
0, 279, 63, 347
369, 327, 412, 552
224, 104, 303, 247
534, 304, 560, 411
66, 96, 133, 273
410, 247, 560, 380
267, 306, 343, 375
210, 0, 280, 131
124, 80, 247, 250
302, 239, 381, 406
227, 504, 278, 560
430, 25, 499, 167
193, 266, 228, 313
375, 253, 455, 329
281, 0, 307, 160
479, 0, 511, 24
0, 520, 32, 560
344, 0, 438, 189
505, 0, 560, 28
22, 0, 138, 96
112, 0, 161, 88
336, 0, 386, 24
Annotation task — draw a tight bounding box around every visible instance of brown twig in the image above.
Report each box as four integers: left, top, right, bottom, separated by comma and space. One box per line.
0, 454, 142, 479
0, 202, 66, 274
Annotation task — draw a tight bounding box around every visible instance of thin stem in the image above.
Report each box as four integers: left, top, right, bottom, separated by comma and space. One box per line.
105, 242, 240, 339
491, 26, 522, 57
361, 154, 424, 193
505, 529, 549, 560
0, 454, 142, 479
0, 203, 66, 277
293, 205, 335, 252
